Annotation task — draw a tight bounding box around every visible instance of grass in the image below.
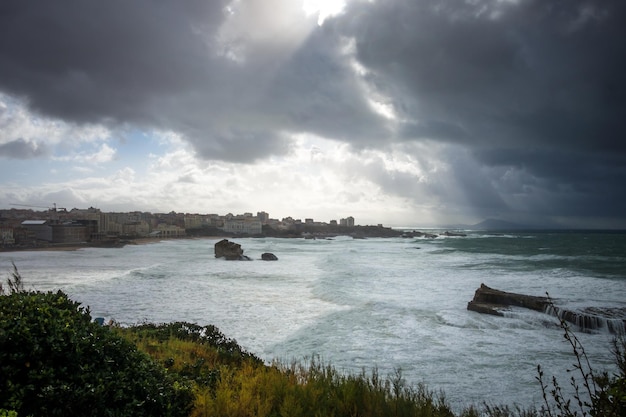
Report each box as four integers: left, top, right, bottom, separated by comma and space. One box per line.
112, 317, 626, 417
114, 323, 457, 417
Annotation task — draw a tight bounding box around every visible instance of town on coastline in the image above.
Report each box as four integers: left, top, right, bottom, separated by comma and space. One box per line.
0, 206, 409, 250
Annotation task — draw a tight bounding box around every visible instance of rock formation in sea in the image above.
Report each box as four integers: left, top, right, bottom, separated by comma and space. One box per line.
467, 284, 549, 315
468, 284, 626, 334
214, 239, 251, 260
261, 253, 278, 261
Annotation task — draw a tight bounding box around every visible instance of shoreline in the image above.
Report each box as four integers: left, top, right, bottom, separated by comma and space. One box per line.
0, 225, 412, 253
0, 236, 233, 253
0, 226, 413, 253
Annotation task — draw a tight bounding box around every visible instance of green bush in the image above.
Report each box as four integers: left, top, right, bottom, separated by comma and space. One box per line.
0, 286, 194, 417
115, 321, 263, 393
121, 321, 262, 364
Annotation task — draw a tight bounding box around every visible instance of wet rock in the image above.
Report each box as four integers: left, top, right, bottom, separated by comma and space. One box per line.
261, 252, 278, 261
442, 231, 467, 237
214, 239, 251, 260
401, 231, 438, 239
467, 284, 549, 315
467, 284, 626, 334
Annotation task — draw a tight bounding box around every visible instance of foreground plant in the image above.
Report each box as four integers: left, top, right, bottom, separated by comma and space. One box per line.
537, 296, 626, 417
118, 323, 457, 417
0, 269, 193, 417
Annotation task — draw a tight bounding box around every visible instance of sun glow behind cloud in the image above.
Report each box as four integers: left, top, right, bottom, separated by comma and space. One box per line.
302, 0, 348, 25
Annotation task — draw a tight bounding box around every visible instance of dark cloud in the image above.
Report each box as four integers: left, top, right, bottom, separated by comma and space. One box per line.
266, 29, 392, 145
0, 0, 385, 162
342, 0, 626, 151
332, 0, 626, 226
1, 0, 625, 226
0, 139, 49, 159
0, 0, 222, 121
476, 147, 626, 219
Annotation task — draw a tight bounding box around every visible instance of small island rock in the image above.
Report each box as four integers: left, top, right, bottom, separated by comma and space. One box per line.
214, 239, 251, 260
261, 252, 278, 261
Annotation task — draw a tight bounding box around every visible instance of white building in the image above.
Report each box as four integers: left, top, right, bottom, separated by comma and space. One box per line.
153, 223, 186, 237
222, 218, 262, 235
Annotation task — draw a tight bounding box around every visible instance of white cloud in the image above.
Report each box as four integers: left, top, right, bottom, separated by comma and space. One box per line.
217, 0, 317, 63
87, 143, 116, 163
302, 0, 348, 25
2, 126, 483, 226
0, 93, 111, 158
53, 143, 117, 164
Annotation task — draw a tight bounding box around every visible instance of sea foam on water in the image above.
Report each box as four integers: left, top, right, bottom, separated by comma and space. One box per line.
2, 231, 625, 409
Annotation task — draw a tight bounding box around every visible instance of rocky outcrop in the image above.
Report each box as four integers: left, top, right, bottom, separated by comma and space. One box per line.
467, 284, 549, 316
261, 252, 278, 261
214, 239, 251, 260
442, 231, 467, 237
401, 231, 438, 239
468, 284, 626, 334
546, 305, 626, 335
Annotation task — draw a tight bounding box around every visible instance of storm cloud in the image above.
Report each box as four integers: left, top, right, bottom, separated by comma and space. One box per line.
1, 0, 625, 227
0, 0, 387, 161
336, 0, 626, 225
0, 138, 49, 159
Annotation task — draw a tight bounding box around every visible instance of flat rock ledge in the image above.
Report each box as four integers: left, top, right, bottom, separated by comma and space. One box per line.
468, 284, 626, 334
467, 284, 549, 316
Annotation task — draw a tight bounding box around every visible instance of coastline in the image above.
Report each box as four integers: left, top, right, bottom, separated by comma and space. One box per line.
0, 225, 411, 253
0, 236, 232, 253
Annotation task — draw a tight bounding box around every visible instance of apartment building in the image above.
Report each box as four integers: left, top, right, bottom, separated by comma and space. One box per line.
222, 217, 262, 235
340, 216, 355, 227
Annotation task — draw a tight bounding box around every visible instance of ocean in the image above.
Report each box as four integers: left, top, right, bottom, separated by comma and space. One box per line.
2, 230, 625, 410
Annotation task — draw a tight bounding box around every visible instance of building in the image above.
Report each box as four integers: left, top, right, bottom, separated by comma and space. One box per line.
121, 221, 151, 237
184, 214, 204, 230
51, 222, 90, 244
0, 227, 15, 247
340, 216, 355, 227
222, 217, 262, 235
153, 223, 186, 237
21, 220, 52, 242
257, 211, 270, 224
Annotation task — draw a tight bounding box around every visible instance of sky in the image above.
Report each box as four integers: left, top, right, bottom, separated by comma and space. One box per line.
1, 0, 625, 228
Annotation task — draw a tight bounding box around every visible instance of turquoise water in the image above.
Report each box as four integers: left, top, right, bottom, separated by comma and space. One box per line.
1, 231, 625, 409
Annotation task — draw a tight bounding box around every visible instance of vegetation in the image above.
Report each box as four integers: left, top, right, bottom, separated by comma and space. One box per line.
114, 322, 456, 416
536, 298, 626, 417
1, 266, 625, 416
0, 263, 193, 417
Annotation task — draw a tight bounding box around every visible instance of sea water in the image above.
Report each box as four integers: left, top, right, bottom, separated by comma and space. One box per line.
2, 231, 625, 410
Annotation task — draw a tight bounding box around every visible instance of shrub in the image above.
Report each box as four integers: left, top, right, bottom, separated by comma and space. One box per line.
0, 278, 193, 417
115, 322, 262, 393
